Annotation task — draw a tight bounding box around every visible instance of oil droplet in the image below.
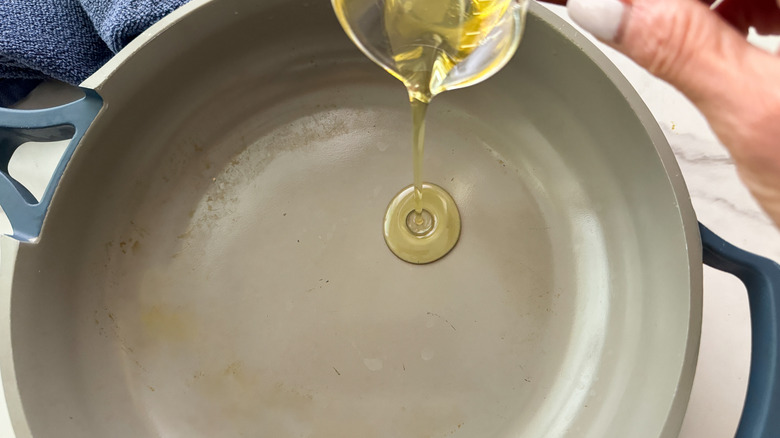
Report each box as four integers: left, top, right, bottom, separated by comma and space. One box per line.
383, 183, 460, 264
421, 347, 435, 361
363, 358, 384, 371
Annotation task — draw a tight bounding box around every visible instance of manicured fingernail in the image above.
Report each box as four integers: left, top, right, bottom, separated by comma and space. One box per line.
567, 0, 628, 43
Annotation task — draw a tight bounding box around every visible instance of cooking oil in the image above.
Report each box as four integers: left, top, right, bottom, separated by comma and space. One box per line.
380, 0, 515, 103
333, 0, 519, 264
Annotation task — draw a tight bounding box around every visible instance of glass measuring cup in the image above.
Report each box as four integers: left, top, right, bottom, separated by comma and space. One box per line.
332, 0, 529, 102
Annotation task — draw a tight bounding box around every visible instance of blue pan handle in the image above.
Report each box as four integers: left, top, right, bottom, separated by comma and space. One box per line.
700, 223, 780, 437
0, 88, 102, 242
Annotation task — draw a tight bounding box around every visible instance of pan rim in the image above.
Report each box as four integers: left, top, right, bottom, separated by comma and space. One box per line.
0, 2, 702, 438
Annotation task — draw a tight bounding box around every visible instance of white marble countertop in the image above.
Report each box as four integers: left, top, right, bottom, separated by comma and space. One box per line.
0, 5, 778, 437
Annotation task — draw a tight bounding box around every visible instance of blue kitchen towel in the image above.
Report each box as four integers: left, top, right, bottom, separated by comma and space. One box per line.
78, 0, 191, 53
0, 0, 190, 106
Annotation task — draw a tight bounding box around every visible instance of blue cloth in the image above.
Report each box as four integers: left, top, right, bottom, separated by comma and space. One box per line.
78, 0, 191, 53
0, 0, 189, 106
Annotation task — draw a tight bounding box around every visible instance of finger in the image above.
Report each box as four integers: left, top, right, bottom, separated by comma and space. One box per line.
548, 0, 780, 29
566, 0, 780, 225
565, 0, 780, 152
565, 0, 765, 111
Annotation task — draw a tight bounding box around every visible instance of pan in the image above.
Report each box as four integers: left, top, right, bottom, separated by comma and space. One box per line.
0, 0, 778, 437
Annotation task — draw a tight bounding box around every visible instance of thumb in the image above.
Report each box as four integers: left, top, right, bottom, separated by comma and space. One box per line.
566, 0, 759, 108
566, 0, 780, 226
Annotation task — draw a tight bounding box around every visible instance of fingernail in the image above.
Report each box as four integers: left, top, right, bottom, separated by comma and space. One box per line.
567, 0, 628, 43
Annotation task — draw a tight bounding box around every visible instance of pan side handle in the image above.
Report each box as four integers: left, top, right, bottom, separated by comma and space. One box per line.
700, 223, 780, 438
0, 89, 102, 242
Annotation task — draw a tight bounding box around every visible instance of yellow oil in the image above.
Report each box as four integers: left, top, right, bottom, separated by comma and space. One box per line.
383, 182, 461, 264
382, 98, 460, 264
381, 0, 514, 103
334, 0, 514, 264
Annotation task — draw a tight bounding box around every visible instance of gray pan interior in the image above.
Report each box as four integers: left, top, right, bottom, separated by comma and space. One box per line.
0, 0, 702, 437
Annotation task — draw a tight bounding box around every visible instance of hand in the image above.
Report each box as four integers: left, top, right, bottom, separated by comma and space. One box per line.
561, 0, 780, 227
